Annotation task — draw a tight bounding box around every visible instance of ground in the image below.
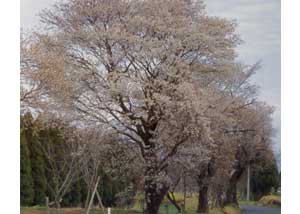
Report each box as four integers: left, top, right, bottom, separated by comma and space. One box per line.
21, 206, 242, 214
21, 207, 146, 214
21, 193, 280, 214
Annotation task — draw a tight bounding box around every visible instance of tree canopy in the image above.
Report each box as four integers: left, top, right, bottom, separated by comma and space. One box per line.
20, 1, 278, 213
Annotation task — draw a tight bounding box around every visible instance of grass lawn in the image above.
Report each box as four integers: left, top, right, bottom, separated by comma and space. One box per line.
22, 192, 243, 214
238, 200, 258, 206
132, 192, 242, 214
21, 207, 142, 214
21, 206, 242, 214
131, 192, 197, 214
209, 206, 242, 214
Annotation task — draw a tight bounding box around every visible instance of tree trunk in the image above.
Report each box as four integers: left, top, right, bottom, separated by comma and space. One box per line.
224, 181, 238, 206
143, 147, 169, 214
224, 167, 245, 206
210, 187, 224, 209
216, 190, 224, 208
46, 197, 50, 214
144, 176, 168, 214
197, 186, 208, 214
55, 200, 61, 214
144, 161, 169, 214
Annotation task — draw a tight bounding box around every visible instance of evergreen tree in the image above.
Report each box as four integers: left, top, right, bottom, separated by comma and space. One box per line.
251, 157, 280, 200
99, 172, 127, 207
62, 178, 83, 207
20, 128, 34, 206
99, 173, 113, 206
39, 126, 66, 202
278, 171, 281, 191
23, 114, 47, 205
39, 124, 82, 208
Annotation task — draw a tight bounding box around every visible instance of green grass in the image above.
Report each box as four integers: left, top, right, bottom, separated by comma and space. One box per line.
22, 204, 242, 214
21, 207, 141, 214
132, 192, 198, 214
132, 192, 243, 214
21, 191, 244, 214
208, 205, 243, 214
238, 200, 258, 206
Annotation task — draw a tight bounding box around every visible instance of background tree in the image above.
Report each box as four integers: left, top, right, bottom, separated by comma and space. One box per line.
223, 102, 274, 206
21, 114, 47, 206
38, 118, 84, 213
250, 153, 280, 200
77, 127, 142, 209
20, 124, 34, 206
62, 179, 83, 207
167, 62, 262, 212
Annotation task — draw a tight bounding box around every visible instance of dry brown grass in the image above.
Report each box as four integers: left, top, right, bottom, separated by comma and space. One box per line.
258, 195, 281, 207
21, 207, 86, 214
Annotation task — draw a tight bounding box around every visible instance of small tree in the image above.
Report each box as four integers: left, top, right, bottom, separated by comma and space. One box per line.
38, 118, 84, 213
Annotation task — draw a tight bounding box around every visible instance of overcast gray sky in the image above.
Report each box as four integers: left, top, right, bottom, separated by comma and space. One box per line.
21, 0, 281, 168
205, 0, 281, 169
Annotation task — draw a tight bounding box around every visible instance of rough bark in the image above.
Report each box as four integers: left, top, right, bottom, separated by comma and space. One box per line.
196, 159, 216, 213
144, 159, 169, 214
225, 181, 238, 206
215, 191, 224, 208
197, 185, 208, 214
224, 168, 244, 206
144, 178, 168, 214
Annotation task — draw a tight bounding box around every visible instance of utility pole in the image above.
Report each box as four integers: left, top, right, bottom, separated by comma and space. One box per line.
246, 165, 250, 201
